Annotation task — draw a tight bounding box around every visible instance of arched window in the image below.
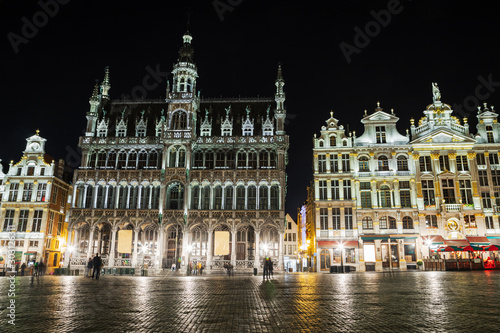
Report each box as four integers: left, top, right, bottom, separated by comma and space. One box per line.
191, 185, 200, 210
129, 186, 139, 209
97, 151, 107, 168
77, 185, 85, 208
225, 186, 234, 209
191, 227, 208, 256
236, 186, 245, 210
95, 185, 105, 209
107, 151, 117, 168
205, 151, 214, 169
85, 185, 94, 209
259, 150, 269, 169
106, 186, 116, 209
330, 136, 336, 147
359, 156, 369, 172
117, 185, 128, 209
379, 216, 387, 229
148, 150, 158, 168
486, 126, 494, 143
166, 183, 184, 210
171, 111, 187, 130
213, 186, 223, 210
117, 151, 127, 169
128, 151, 137, 169
201, 185, 210, 210
193, 151, 204, 168
269, 151, 276, 168
138, 150, 148, 169
259, 186, 268, 210
179, 78, 185, 92
320, 249, 331, 271
247, 185, 257, 210
362, 217, 373, 229
178, 149, 186, 168
169, 148, 177, 168
270, 185, 279, 210
380, 185, 392, 208
237, 151, 247, 168
151, 186, 160, 210
397, 156, 408, 171
378, 155, 389, 171
388, 216, 397, 229
403, 216, 413, 229
87, 151, 96, 168
343, 139, 348, 147
319, 141, 324, 148
139, 186, 150, 209
248, 151, 257, 169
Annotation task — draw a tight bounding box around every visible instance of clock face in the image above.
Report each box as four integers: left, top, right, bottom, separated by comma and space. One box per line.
447, 220, 459, 231
30, 142, 40, 151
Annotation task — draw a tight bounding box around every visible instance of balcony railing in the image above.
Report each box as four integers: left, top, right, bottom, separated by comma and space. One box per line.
444, 204, 461, 212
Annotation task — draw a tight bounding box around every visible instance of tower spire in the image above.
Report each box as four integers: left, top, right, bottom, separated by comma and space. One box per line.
274, 63, 286, 135
101, 66, 111, 99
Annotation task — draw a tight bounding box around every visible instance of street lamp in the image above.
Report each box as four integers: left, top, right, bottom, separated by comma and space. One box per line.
339, 243, 344, 273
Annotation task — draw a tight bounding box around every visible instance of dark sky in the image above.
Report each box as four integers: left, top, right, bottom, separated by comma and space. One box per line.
1, 0, 500, 217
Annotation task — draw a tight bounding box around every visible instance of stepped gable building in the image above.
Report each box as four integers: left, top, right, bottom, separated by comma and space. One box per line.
0, 131, 72, 273
67, 31, 289, 273
309, 83, 500, 273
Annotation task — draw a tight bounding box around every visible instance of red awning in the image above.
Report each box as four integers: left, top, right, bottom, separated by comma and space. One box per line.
466, 236, 490, 245
317, 240, 359, 248
445, 239, 470, 247
422, 235, 445, 244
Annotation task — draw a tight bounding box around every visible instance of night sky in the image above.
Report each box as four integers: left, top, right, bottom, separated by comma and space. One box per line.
1, 0, 500, 217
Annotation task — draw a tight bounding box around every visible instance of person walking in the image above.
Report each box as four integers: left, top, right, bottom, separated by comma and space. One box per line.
21, 263, 26, 276
85, 258, 93, 278
92, 254, 102, 280
38, 261, 45, 276
263, 257, 269, 280
269, 259, 274, 279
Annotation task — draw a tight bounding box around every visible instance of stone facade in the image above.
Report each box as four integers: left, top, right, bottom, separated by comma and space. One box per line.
67, 31, 289, 273
310, 85, 500, 272
0, 131, 72, 273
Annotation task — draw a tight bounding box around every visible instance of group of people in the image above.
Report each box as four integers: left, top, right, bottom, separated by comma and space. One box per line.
263, 257, 274, 279
12, 261, 45, 276
85, 254, 103, 279
189, 261, 204, 275
223, 262, 234, 276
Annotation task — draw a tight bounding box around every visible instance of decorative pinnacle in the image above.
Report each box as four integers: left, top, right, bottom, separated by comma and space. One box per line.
391, 108, 394, 114
90, 80, 99, 101
277, 63, 283, 80
36, 129, 40, 135
377, 101, 380, 107
330, 111, 333, 117
103, 66, 110, 85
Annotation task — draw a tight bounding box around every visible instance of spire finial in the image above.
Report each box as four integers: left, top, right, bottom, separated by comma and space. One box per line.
330, 110, 333, 117
36, 129, 40, 135
377, 101, 380, 107
277, 62, 283, 80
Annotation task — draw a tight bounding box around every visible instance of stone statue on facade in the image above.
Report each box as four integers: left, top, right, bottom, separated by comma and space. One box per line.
432, 82, 441, 102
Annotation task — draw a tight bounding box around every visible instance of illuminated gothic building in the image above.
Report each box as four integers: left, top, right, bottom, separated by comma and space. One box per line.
0, 132, 72, 273
311, 85, 500, 272
67, 31, 289, 273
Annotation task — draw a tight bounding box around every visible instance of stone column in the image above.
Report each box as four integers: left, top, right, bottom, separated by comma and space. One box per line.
86, 226, 95, 259
374, 239, 382, 271
254, 229, 261, 268
358, 240, 366, 272
132, 228, 140, 267
64, 228, 73, 266
207, 228, 213, 268
72, 185, 78, 207
104, 185, 110, 209
181, 229, 192, 268
371, 181, 378, 208
355, 181, 361, 208
157, 228, 164, 270
126, 186, 131, 209
278, 230, 284, 270
137, 186, 142, 209
393, 180, 400, 208
398, 239, 407, 270
97, 230, 102, 255
109, 227, 117, 267
231, 230, 237, 267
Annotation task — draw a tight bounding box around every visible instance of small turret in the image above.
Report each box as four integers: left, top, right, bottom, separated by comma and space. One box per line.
86, 81, 100, 136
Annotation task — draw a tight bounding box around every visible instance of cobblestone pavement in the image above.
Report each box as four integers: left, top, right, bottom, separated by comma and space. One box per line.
1, 271, 499, 333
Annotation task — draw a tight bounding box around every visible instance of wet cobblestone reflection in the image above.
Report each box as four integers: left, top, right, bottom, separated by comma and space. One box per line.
1, 271, 499, 332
